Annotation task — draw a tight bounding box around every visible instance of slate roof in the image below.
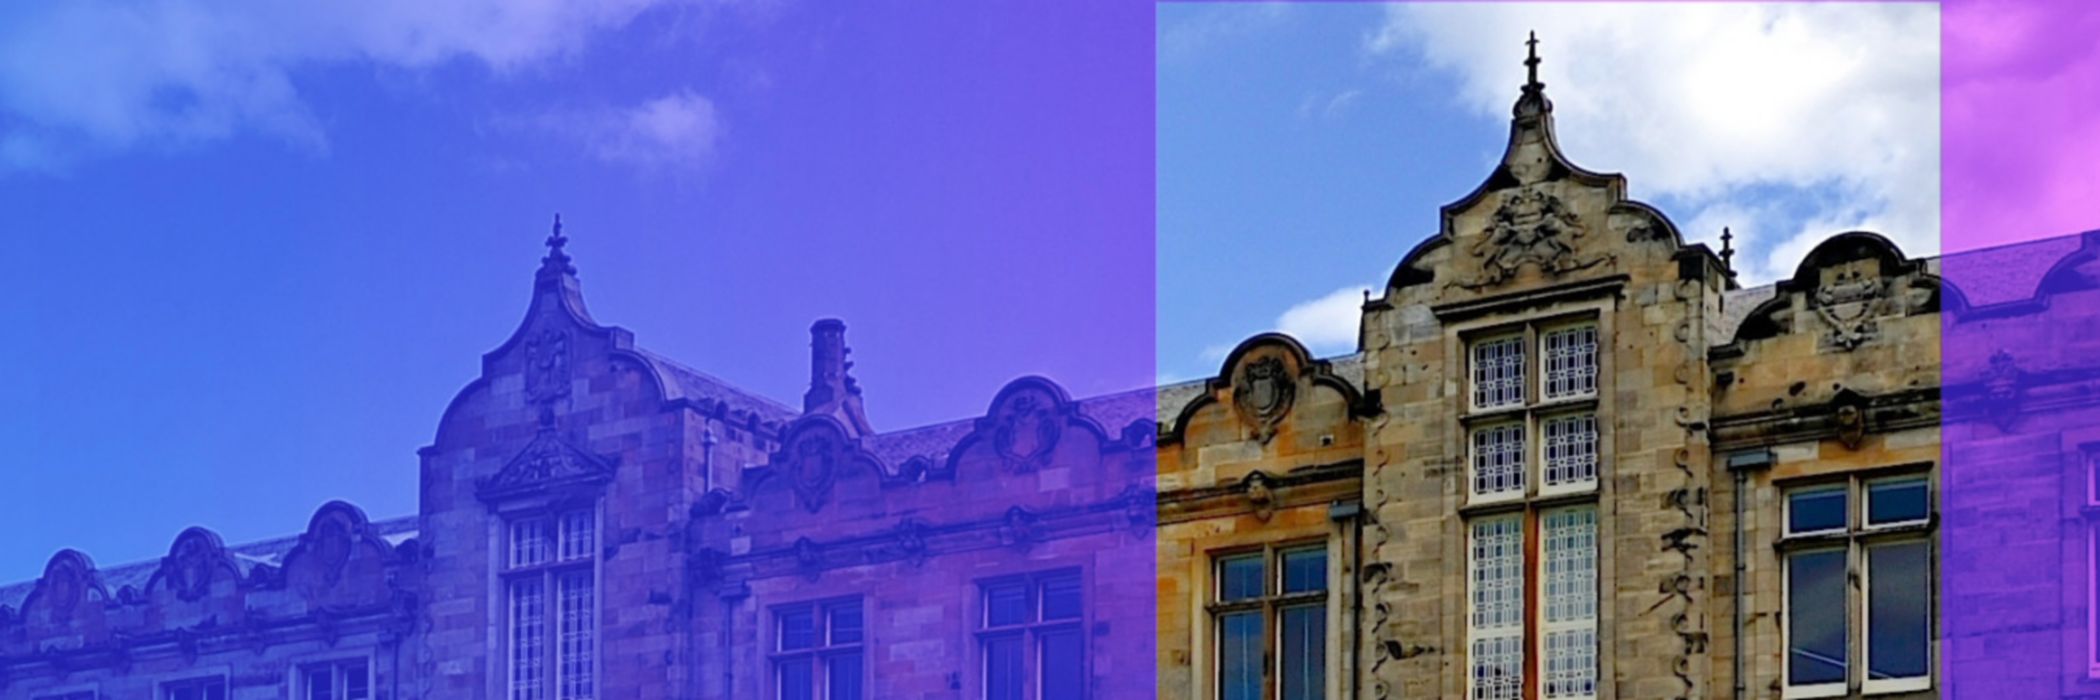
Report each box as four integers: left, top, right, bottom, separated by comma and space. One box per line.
1941, 235, 2086, 307
636, 349, 800, 425
0, 517, 417, 612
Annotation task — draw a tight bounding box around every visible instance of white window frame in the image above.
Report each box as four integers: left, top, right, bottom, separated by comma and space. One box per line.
156, 672, 229, 700
1779, 475, 1935, 698
979, 570, 1088, 700
1537, 412, 1600, 497
1538, 505, 1599, 700
1208, 541, 1332, 700
1470, 333, 1528, 412
295, 654, 375, 700
771, 597, 867, 700
1859, 538, 1933, 695
1466, 515, 1526, 700
1538, 323, 1600, 403
1470, 421, 1528, 503
503, 505, 600, 700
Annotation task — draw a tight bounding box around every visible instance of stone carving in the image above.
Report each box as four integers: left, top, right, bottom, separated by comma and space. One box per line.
478, 427, 616, 500
991, 386, 1061, 472
793, 538, 824, 581
1243, 472, 1277, 522
1234, 356, 1295, 443
1984, 349, 2024, 431
1466, 186, 1605, 288
785, 429, 839, 513
524, 328, 572, 405
164, 530, 223, 602
999, 507, 1042, 551
890, 520, 930, 567
34, 551, 97, 623
1812, 262, 1889, 351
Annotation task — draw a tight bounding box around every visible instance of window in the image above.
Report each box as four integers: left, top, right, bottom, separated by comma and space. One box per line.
1781, 475, 1933, 697
505, 507, 597, 700
301, 658, 371, 700
774, 599, 864, 700
1466, 506, 1598, 700
161, 677, 226, 700
1213, 544, 1328, 700
1465, 320, 1601, 500
981, 571, 1085, 700
33, 692, 95, 700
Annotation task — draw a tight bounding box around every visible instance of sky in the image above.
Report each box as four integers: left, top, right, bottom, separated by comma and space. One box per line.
0, 0, 1154, 584
1157, 2, 1942, 382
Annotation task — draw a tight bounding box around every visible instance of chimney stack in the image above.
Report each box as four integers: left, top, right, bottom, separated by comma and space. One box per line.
803, 319, 871, 435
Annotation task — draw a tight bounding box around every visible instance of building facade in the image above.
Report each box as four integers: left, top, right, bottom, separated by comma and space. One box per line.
11, 46, 2091, 700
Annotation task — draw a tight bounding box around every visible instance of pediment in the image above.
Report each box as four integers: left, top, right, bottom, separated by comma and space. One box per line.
477, 428, 617, 501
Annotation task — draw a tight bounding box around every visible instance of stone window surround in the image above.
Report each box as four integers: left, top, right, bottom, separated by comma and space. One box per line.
288, 650, 376, 700
975, 568, 1088, 700
28, 682, 99, 700
1774, 467, 1935, 699
489, 496, 603, 700
1448, 297, 1614, 700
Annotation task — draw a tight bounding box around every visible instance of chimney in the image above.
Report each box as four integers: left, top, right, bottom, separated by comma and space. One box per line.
803, 319, 871, 435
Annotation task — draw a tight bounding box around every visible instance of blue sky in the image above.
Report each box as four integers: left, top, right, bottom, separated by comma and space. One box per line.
1157, 3, 1939, 382
0, 1, 1153, 584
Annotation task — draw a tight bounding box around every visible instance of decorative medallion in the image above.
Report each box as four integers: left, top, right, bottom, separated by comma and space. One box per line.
991, 387, 1062, 473
304, 512, 356, 589
1233, 356, 1296, 443
524, 328, 572, 405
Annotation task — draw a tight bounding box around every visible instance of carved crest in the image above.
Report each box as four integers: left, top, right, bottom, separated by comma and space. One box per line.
785, 429, 840, 513
163, 529, 226, 602
32, 551, 100, 623
1234, 356, 1296, 443
478, 427, 616, 501
524, 328, 572, 405
991, 387, 1062, 472
1812, 261, 1890, 351
1983, 349, 2023, 431
1465, 186, 1604, 288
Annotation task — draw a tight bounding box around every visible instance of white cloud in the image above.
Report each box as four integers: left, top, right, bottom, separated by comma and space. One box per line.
1368, 3, 1940, 281
0, 0, 691, 169
531, 90, 723, 172
1277, 285, 1369, 355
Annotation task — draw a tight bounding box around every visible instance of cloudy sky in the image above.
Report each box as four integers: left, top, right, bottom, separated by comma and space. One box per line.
1158, 2, 1941, 382
0, 0, 1153, 583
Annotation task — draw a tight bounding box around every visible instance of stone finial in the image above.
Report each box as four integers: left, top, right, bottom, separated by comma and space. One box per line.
1720, 227, 1737, 277
1515, 31, 1554, 119
803, 319, 872, 435
539, 213, 576, 279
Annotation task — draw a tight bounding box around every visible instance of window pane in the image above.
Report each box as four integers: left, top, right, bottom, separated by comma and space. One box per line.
778, 658, 814, 700
1471, 423, 1526, 497
557, 570, 595, 700
511, 519, 551, 568
306, 667, 334, 700
1218, 554, 1265, 601
986, 635, 1025, 700
1543, 508, 1598, 624
1868, 541, 1931, 681
826, 653, 863, 700
1041, 574, 1083, 622
1788, 488, 1846, 534
1280, 604, 1326, 700
559, 510, 595, 561
779, 608, 817, 651
345, 659, 371, 700
1472, 336, 1526, 408
1866, 478, 1929, 526
1787, 549, 1848, 686
1471, 634, 1523, 700
1543, 325, 1599, 399
1040, 627, 1085, 700
1471, 517, 1524, 631
510, 578, 547, 700
1281, 547, 1327, 594
1542, 414, 1599, 488
828, 601, 864, 645
986, 581, 1031, 627
1218, 611, 1263, 700
1544, 629, 1597, 699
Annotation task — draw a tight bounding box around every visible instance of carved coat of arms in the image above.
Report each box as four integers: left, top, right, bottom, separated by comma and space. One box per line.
1812, 263, 1889, 351
166, 533, 218, 602
1233, 356, 1295, 443
787, 431, 839, 513
992, 390, 1061, 472
1467, 187, 1602, 288
524, 328, 572, 404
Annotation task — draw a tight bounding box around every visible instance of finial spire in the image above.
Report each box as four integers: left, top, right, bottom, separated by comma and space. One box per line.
1514, 31, 1553, 118
1720, 226, 1738, 277
539, 213, 575, 279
